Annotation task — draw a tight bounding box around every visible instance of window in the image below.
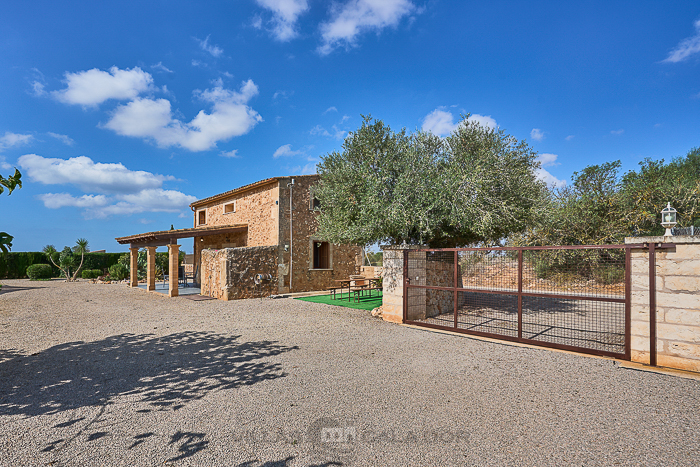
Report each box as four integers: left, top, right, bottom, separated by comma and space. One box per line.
309, 188, 321, 210
224, 202, 235, 213
198, 210, 206, 225
313, 241, 330, 269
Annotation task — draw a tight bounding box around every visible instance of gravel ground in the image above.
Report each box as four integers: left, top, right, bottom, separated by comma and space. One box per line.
1, 279, 699, 466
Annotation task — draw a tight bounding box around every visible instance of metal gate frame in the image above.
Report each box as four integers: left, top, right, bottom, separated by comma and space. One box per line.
403, 243, 675, 361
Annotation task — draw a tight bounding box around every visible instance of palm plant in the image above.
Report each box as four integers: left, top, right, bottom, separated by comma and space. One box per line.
71, 238, 90, 281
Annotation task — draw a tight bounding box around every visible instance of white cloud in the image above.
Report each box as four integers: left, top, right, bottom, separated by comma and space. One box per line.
195, 35, 224, 57
324, 106, 338, 113
0, 132, 33, 151
530, 128, 545, 141
151, 62, 173, 73
23, 154, 196, 218
535, 153, 566, 188
220, 149, 240, 158
318, 0, 417, 55
662, 19, 700, 63
103, 80, 262, 151
565, 135, 575, 141
273, 144, 305, 158
273, 90, 292, 99
255, 0, 309, 41
31, 81, 47, 97
47, 132, 75, 146
310, 124, 346, 140
53, 66, 154, 107
610, 129, 624, 135
0, 156, 12, 170
38, 193, 109, 209
340, 115, 350, 123
421, 109, 497, 136
18, 154, 172, 194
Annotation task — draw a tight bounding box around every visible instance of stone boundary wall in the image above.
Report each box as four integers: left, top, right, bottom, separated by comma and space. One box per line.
200, 246, 279, 300
626, 236, 700, 372
379, 245, 424, 323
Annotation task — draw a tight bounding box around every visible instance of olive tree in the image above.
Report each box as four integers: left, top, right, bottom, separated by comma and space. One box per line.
315, 115, 546, 248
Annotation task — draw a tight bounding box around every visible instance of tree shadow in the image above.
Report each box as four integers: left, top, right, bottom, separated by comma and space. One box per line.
0, 283, 48, 296
0, 331, 298, 418
235, 459, 342, 467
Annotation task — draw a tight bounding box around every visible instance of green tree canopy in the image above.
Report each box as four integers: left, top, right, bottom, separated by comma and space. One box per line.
315, 115, 547, 248
1, 168, 23, 254
512, 147, 700, 246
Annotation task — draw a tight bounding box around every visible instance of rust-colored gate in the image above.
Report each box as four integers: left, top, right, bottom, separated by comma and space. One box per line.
403, 246, 632, 359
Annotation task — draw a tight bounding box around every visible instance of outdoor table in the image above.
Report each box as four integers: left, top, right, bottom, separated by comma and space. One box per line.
331, 278, 381, 301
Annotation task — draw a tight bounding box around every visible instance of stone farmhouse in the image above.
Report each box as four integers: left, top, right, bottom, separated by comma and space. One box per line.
117, 175, 361, 300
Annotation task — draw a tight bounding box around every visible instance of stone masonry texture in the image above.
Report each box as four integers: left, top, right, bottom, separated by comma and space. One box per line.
626, 236, 700, 372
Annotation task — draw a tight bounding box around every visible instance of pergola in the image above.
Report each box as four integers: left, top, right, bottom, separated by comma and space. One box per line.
115, 225, 247, 297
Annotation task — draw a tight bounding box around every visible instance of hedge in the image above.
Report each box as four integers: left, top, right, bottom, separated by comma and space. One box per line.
27, 264, 53, 280
0, 252, 124, 279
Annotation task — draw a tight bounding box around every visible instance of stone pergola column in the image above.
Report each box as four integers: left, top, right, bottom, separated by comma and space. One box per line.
129, 247, 139, 287
146, 246, 157, 291
168, 243, 180, 297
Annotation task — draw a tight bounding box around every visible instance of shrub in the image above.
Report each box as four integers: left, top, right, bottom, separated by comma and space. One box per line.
81, 269, 103, 279
108, 263, 128, 281
26, 263, 53, 280
1, 252, 58, 279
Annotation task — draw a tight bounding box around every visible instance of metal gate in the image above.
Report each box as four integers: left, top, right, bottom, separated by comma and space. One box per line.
404, 245, 632, 359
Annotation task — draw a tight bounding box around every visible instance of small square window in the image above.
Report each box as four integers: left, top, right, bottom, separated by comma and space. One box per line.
224, 202, 235, 213
198, 210, 206, 225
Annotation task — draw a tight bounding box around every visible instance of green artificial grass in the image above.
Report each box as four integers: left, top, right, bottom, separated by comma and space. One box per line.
295, 291, 383, 311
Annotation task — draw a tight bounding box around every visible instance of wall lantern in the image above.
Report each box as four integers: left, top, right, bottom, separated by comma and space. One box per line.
661, 202, 677, 236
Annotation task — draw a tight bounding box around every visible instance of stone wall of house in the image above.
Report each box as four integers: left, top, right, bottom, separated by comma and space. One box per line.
277, 175, 361, 294
627, 236, 700, 372
200, 246, 279, 300
192, 180, 280, 285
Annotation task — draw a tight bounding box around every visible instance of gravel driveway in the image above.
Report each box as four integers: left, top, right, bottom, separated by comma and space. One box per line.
1, 279, 699, 466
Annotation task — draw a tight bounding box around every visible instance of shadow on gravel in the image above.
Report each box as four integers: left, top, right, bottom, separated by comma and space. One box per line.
0, 283, 47, 296
235, 458, 342, 467
0, 331, 298, 418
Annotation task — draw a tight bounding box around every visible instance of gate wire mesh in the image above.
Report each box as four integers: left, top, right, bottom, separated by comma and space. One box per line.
405, 246, 629, 358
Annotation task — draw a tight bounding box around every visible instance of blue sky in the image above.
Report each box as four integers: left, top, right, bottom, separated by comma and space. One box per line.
1, 1, 699, 253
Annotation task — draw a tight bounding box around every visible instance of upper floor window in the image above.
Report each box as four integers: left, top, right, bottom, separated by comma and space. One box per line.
309, 188, 321, 210
224, 202, 235, 214
198, 210, 206, 225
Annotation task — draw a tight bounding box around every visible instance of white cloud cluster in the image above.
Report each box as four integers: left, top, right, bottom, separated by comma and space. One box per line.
195, 35, 224, 57
48, 66, 262, 151
255, 0, 309, 41
310, 124, 346, 140
421, 109, 497, 136
610, 129, 624, 135
0, 132, 33, 152
273, 144, 305, 158
103, 80, 262, 151
663, 19, 700, 63
535, 153, 566, 188
47, 132, 75, 146
530, 128, 545, 141
318, 0, 417, 55
18, 154, 196, 218
53, 66, 153, 106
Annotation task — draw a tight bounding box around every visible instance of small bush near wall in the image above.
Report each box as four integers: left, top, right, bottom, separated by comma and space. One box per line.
26, 264, 53, 280
108, 263, 128, 281
82, 269, 103, 279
